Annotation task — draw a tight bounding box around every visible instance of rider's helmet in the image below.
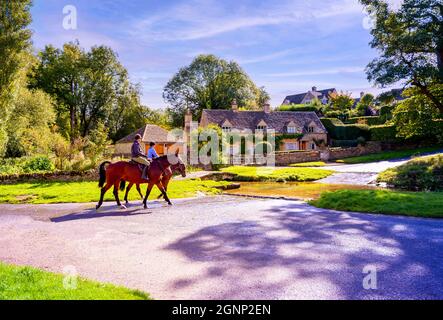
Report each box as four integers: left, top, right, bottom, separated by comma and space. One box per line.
134, 134, 142, 141
149, 142, 155, 147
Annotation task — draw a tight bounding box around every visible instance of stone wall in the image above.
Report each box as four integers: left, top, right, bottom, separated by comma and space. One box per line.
326, 141, 382, 161
274, 151, 321, 166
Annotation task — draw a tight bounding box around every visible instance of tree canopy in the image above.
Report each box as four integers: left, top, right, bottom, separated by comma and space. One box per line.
163, 54, 268, 127
360, 0, 443, 112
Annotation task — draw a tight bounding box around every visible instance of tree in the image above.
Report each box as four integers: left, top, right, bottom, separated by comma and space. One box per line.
355, 93, 375, 116
163, 54, 267, 127
0, 0, 33, 156
376, 91, 396, 105
361, 0, 443, 113
328, 91, 355, 110
31, 42, 135, 142
393, 85, 443, 140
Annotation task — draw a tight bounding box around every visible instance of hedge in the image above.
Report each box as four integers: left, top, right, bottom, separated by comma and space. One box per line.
320, 118, 370, 140
330, 139, 359, 148
278, 104, 322, 113
346, 116, 385, 126
369, 124, 398, 141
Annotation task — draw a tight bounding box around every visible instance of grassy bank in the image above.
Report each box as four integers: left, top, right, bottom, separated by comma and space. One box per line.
309, 189, 443, 218
0, 179, 230, 204
0, 262, 150, 300
336, 146, 443, 164
289, 161, 326, 167
220, 166, 333, 182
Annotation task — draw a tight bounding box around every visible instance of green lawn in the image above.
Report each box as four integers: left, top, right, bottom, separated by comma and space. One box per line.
0, 179, 230, 204
289, 161, 326, 167
0, 262, 150, 300
220, 166, 333, 182
335, 146, 443, 164
309, 189, 443, 218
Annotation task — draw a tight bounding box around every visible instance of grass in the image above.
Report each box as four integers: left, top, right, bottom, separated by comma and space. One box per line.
335, 146, 443, 164
0, 179, 230, 204
220, 166, 333, 182
0, 262, 150, 300
309, 189, 443, 218
289, 161, 326, 167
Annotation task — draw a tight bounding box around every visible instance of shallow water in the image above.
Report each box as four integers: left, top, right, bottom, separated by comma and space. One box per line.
224, 182, 377, 200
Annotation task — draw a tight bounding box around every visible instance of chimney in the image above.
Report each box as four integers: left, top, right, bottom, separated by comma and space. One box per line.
184, 109, 192, 129
263, 100, 271, 113
231, 99, 238, 112
312, 86, 317, 92
360, 91, 365, 98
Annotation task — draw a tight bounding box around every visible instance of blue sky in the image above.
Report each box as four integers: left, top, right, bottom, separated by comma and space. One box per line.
30, 0, 403, 109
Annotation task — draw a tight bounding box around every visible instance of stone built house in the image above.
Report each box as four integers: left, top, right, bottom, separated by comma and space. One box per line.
194, 100, 328, 152
114, 124, 183, 157
282, 86, 337, 105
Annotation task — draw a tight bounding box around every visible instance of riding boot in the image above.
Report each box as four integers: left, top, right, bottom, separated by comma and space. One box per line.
141, 166, 149, 181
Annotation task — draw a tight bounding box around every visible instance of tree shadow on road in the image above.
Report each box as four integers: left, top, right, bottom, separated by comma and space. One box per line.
165, 201, 443, 299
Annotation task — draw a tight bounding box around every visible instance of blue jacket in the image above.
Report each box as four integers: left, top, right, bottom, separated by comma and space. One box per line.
131, 141, 145, 158
147, 147, 159, 160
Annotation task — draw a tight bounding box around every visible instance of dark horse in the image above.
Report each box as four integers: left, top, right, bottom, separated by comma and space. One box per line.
96, 151, 186, 210
121, 162, 185, 205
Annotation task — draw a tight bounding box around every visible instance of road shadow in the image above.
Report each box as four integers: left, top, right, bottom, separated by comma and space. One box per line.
51, 205, 152, 223
165, 201, 443, 299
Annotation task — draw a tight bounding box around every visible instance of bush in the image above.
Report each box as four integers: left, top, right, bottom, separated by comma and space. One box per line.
278, 104, 321, 113
22, 156, 54, 172
377, 155, 443, 191
379, 105, 395, 121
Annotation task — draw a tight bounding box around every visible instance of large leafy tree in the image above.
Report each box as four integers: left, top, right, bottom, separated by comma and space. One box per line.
0, 0, 33, 156
361, 0, 443, 112
31, 42, 135, 142
163, 54, 267, 127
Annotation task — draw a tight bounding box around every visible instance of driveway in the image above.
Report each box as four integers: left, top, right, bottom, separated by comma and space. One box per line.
1, 196, 443, 299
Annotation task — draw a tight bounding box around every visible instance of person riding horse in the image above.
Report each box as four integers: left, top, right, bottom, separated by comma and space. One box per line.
131, 134, 150, 180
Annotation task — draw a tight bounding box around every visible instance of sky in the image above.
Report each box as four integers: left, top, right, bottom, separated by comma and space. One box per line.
30, 0, 404, 109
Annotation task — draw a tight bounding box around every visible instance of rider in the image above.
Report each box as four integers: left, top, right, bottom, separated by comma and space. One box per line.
147, 142, 159, 160
131, 134, 150, 180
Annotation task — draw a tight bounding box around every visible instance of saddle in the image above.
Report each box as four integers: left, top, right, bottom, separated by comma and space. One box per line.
129, 160, 149, 172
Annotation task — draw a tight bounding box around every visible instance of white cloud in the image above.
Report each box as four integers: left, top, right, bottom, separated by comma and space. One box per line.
129, 0, 364, 42
265, 66, 365, 78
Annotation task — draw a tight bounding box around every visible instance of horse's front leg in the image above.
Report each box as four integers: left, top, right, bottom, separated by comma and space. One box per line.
143, 183, 154, 209
156, 182, 172, 206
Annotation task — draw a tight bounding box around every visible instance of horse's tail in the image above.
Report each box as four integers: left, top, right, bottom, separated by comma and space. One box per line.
119, 180, 126, 191
98, 161, 111, 188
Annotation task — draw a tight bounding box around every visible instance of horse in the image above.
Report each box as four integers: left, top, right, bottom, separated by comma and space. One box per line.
96, 151, 186, 210
120, 162, 185, 205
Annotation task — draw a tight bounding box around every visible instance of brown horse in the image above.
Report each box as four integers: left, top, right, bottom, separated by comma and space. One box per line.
96, 151, 186, 210
121, 162, 185, 205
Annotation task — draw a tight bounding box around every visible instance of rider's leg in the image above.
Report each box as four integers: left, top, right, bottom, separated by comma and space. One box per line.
132, 157, 150, 181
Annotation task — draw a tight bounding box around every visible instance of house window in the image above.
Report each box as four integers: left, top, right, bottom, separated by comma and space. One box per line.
222, 126, 231, 132
285, 142, 298, 151
307, 126, 315, 133
311, 143, 316, 150
287, 126, 296, 134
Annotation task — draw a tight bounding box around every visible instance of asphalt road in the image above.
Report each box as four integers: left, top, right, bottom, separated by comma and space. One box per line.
1, 196, 443, 299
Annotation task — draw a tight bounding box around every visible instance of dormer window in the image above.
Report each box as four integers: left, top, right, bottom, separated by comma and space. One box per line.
221, 119, 232, 132
287, 126, 296, 134
307, 126, 314, 133
256, 120, 267, 132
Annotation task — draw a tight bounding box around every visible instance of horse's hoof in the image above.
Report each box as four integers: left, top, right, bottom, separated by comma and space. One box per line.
120, 205, 127, 210
168, 202, 172, 206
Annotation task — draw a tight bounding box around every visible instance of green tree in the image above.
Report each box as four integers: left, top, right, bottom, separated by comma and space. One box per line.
329, 91, 355, 110
31, 42, 136, 142
163, 54, 267, 127
355, 93, 375, 116
0, 0, 33, 156
361, 0, 443, 113
376, 91, 396, 105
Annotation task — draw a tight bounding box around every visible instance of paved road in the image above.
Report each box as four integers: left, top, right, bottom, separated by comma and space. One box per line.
318, 151, 443, 185
1, 196, 443, 299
